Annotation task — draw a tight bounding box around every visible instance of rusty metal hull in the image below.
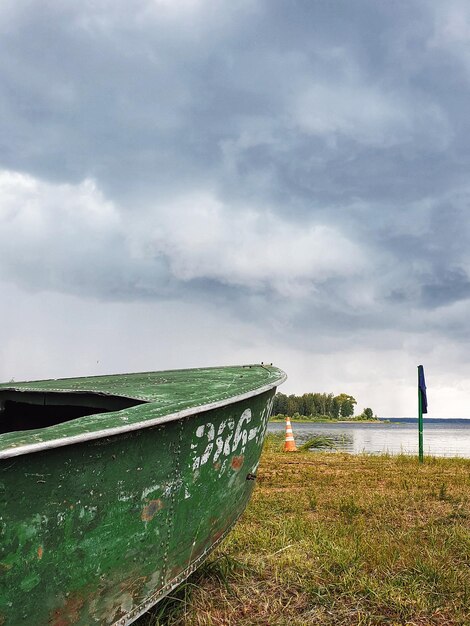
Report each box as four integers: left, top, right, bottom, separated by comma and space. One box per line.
0, 365, 285, 625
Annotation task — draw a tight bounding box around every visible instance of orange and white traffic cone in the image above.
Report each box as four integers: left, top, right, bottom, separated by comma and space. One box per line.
284, 416, 297, 452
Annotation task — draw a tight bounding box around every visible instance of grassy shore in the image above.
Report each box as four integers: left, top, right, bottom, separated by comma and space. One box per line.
138, 434, 470, 625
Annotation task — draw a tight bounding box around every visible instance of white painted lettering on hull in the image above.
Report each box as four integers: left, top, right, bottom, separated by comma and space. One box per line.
191, 398, 273, 473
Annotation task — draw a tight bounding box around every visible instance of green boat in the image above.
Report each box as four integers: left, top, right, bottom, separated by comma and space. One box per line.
0, 364, 286, 625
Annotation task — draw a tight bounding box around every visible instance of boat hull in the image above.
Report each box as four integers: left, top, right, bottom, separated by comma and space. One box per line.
0, 387, 275, 625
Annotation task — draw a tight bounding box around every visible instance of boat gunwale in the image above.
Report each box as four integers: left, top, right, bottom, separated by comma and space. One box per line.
0, 364, 281, 401
0, 370, 286, 459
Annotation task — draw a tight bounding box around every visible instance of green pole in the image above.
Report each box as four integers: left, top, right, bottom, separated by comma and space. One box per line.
418, 366, 423, 463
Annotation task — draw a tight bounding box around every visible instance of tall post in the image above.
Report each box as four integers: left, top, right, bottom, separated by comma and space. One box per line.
418, 366, 424, 463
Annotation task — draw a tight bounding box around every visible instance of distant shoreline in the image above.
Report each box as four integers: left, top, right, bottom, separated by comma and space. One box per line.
270, 417, 470, 423
269, 418, 383, 424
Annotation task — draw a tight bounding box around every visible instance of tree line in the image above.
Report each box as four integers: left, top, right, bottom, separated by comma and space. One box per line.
272, 392, 375, 420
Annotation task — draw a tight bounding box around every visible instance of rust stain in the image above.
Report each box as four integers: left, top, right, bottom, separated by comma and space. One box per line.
231, 455, 244, 471
141, 499, 164, 522
37, 545, 43, 560
119, 575, 147, 594
50, 593, 85, 626
213, 461, 221, 471
211, 517, 234, 544
92, 573, 149, 623
167, 564, 183, 581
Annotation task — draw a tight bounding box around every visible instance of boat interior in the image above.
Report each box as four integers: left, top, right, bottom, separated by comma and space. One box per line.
0, 391, 145, 434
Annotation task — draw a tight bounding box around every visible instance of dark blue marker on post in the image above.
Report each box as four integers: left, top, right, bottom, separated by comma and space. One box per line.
418, 365, 427, 462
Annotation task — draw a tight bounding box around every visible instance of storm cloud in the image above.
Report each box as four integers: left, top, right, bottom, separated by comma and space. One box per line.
2, 0, 470, 415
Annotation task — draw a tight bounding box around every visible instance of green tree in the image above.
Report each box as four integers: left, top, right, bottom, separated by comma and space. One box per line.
331, 396, 340, 419
313, 392, 327, 416
336, 393, 357, 418
325, 393, 334, 417
301, 393, 316, 416
361, 407, 374, 420
273, 392, 288, 415
286, 394, 300, 416
272, 391, 363, 420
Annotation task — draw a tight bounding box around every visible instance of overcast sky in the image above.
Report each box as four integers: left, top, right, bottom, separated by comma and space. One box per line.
2, 0, 470, 416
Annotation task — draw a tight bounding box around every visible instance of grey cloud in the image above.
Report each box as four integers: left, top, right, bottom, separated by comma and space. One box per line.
421, 268, 470, 308
2, 1, 470, 414
0, 0, 458, 205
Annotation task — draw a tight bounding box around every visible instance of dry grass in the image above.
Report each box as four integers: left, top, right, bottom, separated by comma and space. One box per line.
138, 435, 470, 625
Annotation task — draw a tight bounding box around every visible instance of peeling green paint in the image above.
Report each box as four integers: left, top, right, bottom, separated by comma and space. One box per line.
0, 365, 285, 625
0, 364, 284, 457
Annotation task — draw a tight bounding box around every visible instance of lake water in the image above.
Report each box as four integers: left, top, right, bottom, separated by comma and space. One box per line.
267, 419, 470, 458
